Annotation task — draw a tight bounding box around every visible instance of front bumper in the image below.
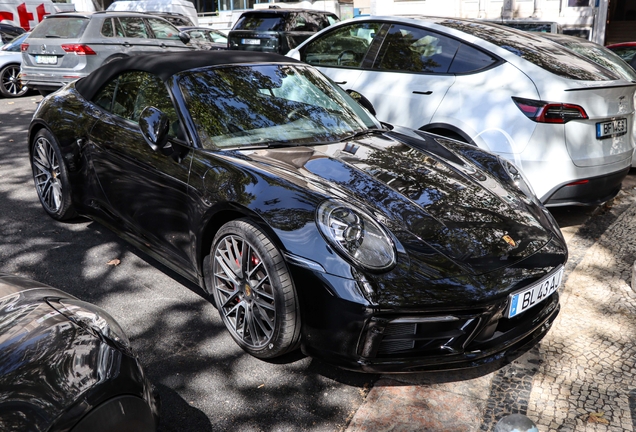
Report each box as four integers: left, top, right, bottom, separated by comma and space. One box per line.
290, 263, 561, 374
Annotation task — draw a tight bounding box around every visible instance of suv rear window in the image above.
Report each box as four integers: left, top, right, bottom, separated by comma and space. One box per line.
438, 19, 618, 81
30, 17, 89, 38
233, 14, 286, 31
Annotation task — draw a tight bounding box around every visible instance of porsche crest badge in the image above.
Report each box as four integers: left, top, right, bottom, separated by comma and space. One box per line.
502, 234, 516, 247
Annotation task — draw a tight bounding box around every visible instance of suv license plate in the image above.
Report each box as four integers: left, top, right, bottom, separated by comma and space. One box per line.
507, 266, 564, 318
596, 118, 627, 139
35, 55, 57, 65
241, 39, 260, 45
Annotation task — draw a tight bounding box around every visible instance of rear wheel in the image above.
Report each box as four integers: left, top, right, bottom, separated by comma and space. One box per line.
30, 129, 77, 221
0, 64, 28, 98
211, 219, 300, 359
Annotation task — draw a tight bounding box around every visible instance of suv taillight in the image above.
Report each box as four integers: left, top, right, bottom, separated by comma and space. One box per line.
20, 43, 29, 52
61, 44, 97, 55
512, 97, 588, 124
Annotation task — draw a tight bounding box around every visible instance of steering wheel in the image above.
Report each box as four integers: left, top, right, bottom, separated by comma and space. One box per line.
337, 50, 358, 66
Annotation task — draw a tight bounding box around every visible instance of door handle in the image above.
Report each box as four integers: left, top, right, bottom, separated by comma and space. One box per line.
335, 81, 347, 85
413, 90, 433, 95
122, 42, 131, 47
160, 43, 167, 48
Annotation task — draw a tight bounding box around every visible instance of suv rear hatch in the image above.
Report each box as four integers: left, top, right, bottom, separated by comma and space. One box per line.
21, 16, 91, 74
228, 13, 286, 53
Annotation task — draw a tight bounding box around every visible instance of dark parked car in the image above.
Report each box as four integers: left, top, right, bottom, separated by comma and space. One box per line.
28, 51, 567, 372
0, 273, 159, 431
0, 22, 25, 44
227, 8, 338, 53
606, 41, 636, 70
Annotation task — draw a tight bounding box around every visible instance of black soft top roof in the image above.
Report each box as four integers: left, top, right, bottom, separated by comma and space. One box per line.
74, 50, 301, 101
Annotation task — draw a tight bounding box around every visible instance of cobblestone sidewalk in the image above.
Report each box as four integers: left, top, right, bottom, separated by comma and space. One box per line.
347, 184, 636, 432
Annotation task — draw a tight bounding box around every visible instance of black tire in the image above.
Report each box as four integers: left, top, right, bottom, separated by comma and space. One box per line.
210, 219, 300, 359
30, 129, 77, 221
0, 64, 28, 98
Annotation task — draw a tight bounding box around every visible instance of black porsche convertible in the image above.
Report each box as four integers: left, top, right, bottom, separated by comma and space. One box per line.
28, 51, 567, 372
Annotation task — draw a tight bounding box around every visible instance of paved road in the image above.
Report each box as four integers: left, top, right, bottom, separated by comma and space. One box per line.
2, 93, 633, 431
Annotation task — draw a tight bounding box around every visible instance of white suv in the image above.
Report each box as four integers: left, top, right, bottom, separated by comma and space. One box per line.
288, 16, 636, 206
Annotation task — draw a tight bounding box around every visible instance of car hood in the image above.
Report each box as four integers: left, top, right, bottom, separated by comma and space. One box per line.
0, 275, 113, 432
242, 129, 559, 277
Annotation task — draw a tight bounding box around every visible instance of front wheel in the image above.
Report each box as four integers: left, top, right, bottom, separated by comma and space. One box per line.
211, 219, 300, 359
30, 129, 77, 221
0, 64, 28, 98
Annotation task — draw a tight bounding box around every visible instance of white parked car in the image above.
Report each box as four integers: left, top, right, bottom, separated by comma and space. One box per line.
287, 16, 636, 206
0, 32, 28, 97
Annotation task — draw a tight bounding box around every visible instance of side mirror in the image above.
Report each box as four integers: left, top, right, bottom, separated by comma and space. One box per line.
346, 90, 376, 116
139, 106, 170, 152
178, 31, 191, 44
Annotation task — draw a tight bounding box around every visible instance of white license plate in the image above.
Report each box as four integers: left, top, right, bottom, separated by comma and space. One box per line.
507, 266, 564, 318
35, 55, 57, 65
596, 118, 627, 139
241, 39, 260, 45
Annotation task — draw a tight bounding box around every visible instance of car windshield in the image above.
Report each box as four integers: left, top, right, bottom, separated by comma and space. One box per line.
438, 19, 619, 81
233, 14, 286, 31
178, 63, 380, 149
551, 37, 636, 81
30, 17, 89, 38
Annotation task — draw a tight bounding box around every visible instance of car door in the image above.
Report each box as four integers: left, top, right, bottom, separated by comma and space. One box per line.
299, 21, 384, 92
349, 23, 460, 128
116, 16, 163, 54
88, 70, 195, 272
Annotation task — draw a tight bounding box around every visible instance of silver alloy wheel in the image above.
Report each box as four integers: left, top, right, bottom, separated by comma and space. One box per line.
1, 65, 27, 97
213, 234, 276, 349
32, 136, 63, 213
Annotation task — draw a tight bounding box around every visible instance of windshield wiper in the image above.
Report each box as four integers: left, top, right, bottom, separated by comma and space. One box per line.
236, 141, 326, 150
339, 128, 385, 142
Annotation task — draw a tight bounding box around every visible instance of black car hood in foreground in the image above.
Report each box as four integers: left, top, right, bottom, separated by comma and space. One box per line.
0, 274, 157, 432
240, 128, 563, 282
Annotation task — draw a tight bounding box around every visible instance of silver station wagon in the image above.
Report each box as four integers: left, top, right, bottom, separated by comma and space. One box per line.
20, 11, 192, 95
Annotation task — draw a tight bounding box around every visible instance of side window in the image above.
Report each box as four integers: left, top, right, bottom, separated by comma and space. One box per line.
289, 14, 305, 31
301, 22, 382, 68
147, 18, 181, 40
119, 17, 149, 38
101, 18, 114, 37
314, 15, 330, 30
92, 72, 181, 139
94, 80, 117, 111
189, 30, 205, 41
448, 44, 498, 74
375, 24, 460, 74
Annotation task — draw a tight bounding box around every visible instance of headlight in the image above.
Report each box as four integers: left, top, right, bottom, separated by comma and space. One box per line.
316, 199, 396, 271
52, 298, 130, 348
499, 157, 537, 202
